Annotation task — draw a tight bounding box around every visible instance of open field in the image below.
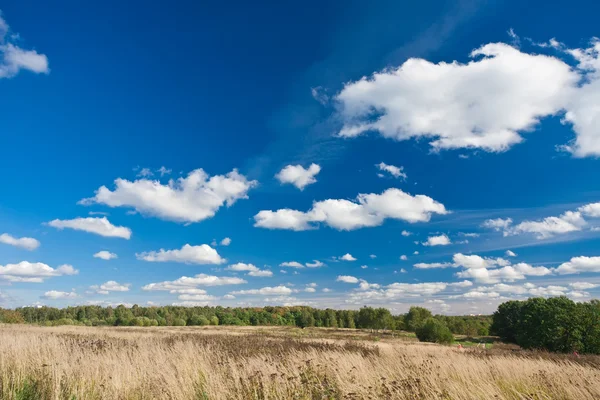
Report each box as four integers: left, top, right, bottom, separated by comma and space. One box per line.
0, 325, 599, 399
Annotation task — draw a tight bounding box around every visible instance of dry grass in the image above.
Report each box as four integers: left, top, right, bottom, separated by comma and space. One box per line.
0, 324, 599, 399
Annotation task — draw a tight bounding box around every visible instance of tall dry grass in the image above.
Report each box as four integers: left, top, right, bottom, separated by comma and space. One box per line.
0, 324, 598, 399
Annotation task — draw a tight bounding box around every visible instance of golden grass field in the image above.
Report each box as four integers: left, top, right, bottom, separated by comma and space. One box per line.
0, 324, 599, 399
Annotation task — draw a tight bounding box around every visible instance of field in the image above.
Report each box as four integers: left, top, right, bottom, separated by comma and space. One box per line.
0, 325, 599, 399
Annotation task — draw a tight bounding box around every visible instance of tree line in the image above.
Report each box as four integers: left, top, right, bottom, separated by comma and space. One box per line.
491, 296, 600, 354
0, 304, 490, 335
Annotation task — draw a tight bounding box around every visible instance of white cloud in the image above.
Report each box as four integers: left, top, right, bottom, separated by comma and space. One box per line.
220, 237, 232, 246
279, 261, 304, 268
346, 282, 450, 304
335, 41, 578, 153
226, 263, 258, 272
401, 230, 412, 236
336, 275, 359, 283
423, 234, 451, 246
376, 162, 407, 180
90, 281, 130, 295
413, 262, 454, 269
361, 265, 368, 269
304, 287, 316, 293
305, 260, 324, 268
569, 282, 599, 290
172, 301, 213, 307
136, 168, 153, 178
555, 256, 600, 274
460, 233, 480, 238
0, 14, 49, 79
42, 290, 77, 300
509, 211, 586, 239
142, 274, 246, 291
93, 251, 117, 261
177, 294, 216, 302
311, 86, 329, 105
157, 166, 172, 177
275, 163, 321, 190
505, 250, 517, 257
322, 288, 332, 293
47, 217, 131, 239
0, 262, 77, 283
400, 255, 408, 261
230, 285, 293, 296
369, 254, 377, 259
340, 253, 356, 261
80, 169, 257, 224
226, 263, 273, 277
169, 288, 208, 295
223, 294, 236, 300
456, 262, 551, 284
0, 233, 40, 251
358, 280, 381, 290
136, 244, 224, 265
413, 251, 419, 255
254, 188, 447, 231
578, 202, 600, 217
452, 253, 510, 269
482, 218, 513, 231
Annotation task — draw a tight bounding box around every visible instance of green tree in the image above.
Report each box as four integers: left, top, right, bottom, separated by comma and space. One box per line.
416, 318, 454, 344
405, 307, 432, 331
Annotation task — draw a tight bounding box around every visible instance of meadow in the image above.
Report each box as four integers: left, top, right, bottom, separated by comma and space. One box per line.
0, 324, 599, 400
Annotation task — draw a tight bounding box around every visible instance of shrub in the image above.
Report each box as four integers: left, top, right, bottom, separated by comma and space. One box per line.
172, 318, 187, 326
416, 318, 454, 344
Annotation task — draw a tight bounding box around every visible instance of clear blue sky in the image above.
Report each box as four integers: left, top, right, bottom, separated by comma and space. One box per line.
1, 0, 600, 314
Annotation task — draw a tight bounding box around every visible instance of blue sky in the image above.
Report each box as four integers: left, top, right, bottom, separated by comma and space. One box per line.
2, 0, 600, 314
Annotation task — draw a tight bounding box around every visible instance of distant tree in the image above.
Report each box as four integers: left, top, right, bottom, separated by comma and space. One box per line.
416, 318, 454, 344
405, 307, 433, 332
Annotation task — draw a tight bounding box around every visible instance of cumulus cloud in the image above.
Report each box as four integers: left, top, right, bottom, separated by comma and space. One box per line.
93, 251, 117, 260
456, 262, 551, 284
80, 169, 257, 224
482, 218, 513, 231
226, 263, 272, 277
47, 217, 131, 239
505, 250, 517, 257
340, 253, 356, 261
509, 211, 586, 239
0, 262, 77, 283
423, 234, 451, 246
279, 261, 304, 268
0, 233, 40, 250
335, 38, 600, 157
0, 14, 49, 79
413, 262, 454, 269
400, 255, 408, 261
220, 237, 232, 246
485, 201, 600, 239
376, 162, 407, 179
305, 260, 324, 268
90, 281, 130, 295
336, 275, 359, 283
255, 188, 447, 231
42, 290, 77, 300
136, 244, 224, 265
569, 282, 599, 290
346, 281, 451, 304
275, 163, 321, 190
142, 274, 246, 291
555, 256, 600, 274
578, 202, 600, 217
401, 230, 412, 236
230, 285, 293, 296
